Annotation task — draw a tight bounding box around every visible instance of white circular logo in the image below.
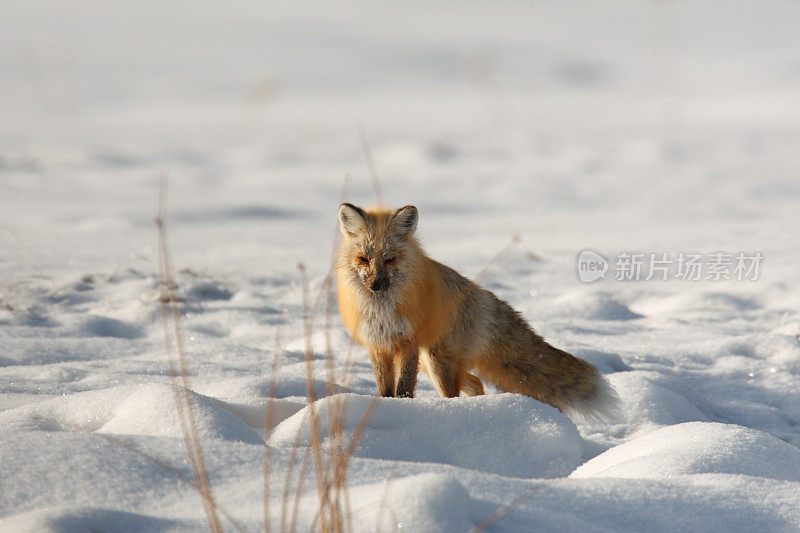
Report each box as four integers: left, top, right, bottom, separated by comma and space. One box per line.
577, 250, 608, 283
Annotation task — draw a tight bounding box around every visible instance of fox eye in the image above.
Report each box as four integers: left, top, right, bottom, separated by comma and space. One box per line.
385, 257, 397, 265
357, 256, 369, 265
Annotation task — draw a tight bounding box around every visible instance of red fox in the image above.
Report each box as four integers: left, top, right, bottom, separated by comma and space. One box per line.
335, 203, 618, 422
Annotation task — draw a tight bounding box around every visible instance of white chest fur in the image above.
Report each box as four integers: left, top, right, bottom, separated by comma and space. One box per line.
358, 296, 412, 347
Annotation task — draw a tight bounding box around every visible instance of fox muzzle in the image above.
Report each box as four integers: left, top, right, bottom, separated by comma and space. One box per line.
369, 276, 390, 293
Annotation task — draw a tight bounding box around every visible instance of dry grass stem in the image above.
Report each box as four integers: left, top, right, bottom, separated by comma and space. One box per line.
95, 430, 247, 533
263, 330, 284, 533
148, 171, 384, 533
473, 233, 522, 285
469, 481, 553, 533
156, 177, 222, 533
356, 123, 384, 206
0, 225, 36, 263
280, 421, 306, 533
40, 418, 247, 533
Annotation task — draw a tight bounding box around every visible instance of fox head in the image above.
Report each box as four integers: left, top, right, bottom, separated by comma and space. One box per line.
337, 203, 419, 296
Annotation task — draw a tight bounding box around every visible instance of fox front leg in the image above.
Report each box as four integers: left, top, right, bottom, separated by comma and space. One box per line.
395, 345, 420, 398
369, 349, 396, 397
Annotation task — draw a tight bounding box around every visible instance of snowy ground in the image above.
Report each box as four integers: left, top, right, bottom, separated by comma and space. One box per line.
2, 1, 800, 531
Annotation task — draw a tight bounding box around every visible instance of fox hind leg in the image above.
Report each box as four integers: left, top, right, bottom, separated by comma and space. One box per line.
421, 347, 461, 398
419, 349, 482, 397
461, 372, 484, 396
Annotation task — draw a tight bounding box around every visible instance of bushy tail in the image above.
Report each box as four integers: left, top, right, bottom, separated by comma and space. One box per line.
559, 370, 621, 425
474, 293, 620, 424
477, 343, 621, 424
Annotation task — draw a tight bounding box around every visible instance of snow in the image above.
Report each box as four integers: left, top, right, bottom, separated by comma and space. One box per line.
270, 393, 585, 479
571, 421, 800, 481
3, 0, 800, 531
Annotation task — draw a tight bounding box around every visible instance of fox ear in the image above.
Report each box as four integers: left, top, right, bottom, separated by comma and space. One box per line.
390, 205, 418, 238
338, 203, 367, 238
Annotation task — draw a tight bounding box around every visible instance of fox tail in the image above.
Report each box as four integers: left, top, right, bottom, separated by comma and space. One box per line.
561, 372, 621, 425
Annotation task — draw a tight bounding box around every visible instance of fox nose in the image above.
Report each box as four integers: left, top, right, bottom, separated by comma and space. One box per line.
370, 278, 389, 293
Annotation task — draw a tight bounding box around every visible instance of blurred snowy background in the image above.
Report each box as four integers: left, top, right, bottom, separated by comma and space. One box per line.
2, 1, 800, 531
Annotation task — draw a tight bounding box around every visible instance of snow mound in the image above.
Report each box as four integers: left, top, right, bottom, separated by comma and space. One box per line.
571, 421, 800, 481
0, 506, 193, 533
0, 431, 180, 517
0, 383, 262, 444
97, 383, 262, 444
348, 472, 486, 532
515, 476, 800, 532
183, 279, 234, 301
270, 393, 584, 479
572, 349, 630, 374
632, 291, 760, 318
79, 315, 145, 339
608, 371, 710, 429
553, 291, 643, 321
